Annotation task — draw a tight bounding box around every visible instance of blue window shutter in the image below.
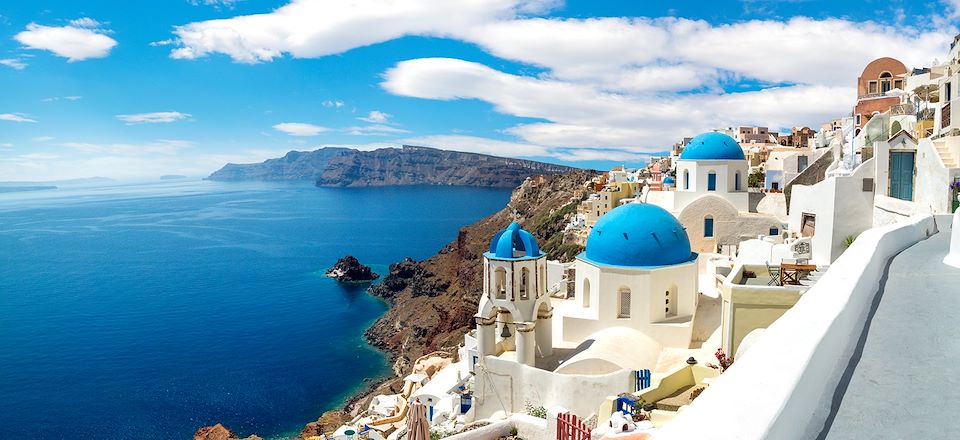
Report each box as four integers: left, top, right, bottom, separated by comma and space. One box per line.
704, 218, 714, 237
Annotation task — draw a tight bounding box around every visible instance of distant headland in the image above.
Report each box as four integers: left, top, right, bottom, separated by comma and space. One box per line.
206, 145, 580, 188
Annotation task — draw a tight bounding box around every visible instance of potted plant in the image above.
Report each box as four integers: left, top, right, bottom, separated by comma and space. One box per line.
951, 180, 960, 212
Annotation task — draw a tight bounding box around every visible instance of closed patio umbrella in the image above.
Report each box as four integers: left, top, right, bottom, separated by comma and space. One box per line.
405, 401, 430, 440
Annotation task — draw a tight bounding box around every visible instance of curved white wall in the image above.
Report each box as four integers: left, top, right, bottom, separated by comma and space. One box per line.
654, 214, 937, 440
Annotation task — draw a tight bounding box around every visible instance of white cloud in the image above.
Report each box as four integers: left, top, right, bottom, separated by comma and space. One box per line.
347, 124, 410, 136
42, 96, 83, 102
0, 143, 13, 149
167, 0, 554, 63
0, 113, 37, 123
323, 99, 345, 108
358, 110, 390, 123
32, 136, 55, 142
0, 58, 27, 70
190, 0, 238, 7
167, 3, 955, 151
14, 19, 118, 62
69, 17, 102, 28
273, 122, 329, 136
116, 112, 192, 124
383, 57, 858, 148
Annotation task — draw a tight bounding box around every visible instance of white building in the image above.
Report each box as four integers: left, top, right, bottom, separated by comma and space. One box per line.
470, 204, 704, 420
561, 203, 699, 347
647, 132, 783, 254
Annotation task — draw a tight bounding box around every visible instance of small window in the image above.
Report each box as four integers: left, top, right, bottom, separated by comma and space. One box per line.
798, 155, 809, 172
868, 81, 877, 94
519, 268, 529, 300
769, 227, 779, 236
707, 172, 717, 191
618, 287, 631, 318
704, 216, 714, 238
683, 169, 690, 190
735, 171, 741, 191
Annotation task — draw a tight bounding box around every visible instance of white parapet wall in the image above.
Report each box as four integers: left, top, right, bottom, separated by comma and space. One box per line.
653, 214, 937, 440
945, 210, 960, 268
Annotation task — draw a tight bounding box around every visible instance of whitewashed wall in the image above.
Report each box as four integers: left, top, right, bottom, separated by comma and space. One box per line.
473, 356, 633, 421
653, 214, 937, 440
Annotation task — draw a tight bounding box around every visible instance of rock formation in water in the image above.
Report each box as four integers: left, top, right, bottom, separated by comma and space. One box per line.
193, 424, 262, 440
300, 170, 595, 432
207, 145, 578, 188
326, 255, 379, 283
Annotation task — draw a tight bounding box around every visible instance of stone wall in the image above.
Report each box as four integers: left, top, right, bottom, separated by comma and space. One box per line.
784, 148, 834, 214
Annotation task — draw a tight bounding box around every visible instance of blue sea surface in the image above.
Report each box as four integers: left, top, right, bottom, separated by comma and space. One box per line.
0, 180, 510, 439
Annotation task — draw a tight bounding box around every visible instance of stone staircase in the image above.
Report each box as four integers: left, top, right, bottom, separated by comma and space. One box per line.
934, 141, 959, 168
799, 264, 830, 287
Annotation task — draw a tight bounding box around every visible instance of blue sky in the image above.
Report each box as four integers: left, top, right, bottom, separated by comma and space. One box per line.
0, 0, 957, 180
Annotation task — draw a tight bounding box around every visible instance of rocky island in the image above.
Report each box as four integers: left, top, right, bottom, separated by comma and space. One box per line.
326, 255, 379, 283
206, 145, 577, 188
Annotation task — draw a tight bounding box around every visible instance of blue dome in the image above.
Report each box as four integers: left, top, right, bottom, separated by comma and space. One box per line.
487, 222, 543, 260
581, 204, 695, 267
679, 132, 745, 161
663, 176, 675, 185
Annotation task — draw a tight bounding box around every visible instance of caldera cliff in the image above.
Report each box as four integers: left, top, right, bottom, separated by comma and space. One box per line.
207, 145, 578, 188
300, 169, 596, 435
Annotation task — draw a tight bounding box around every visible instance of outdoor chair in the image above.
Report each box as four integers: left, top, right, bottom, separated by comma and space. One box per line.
766, 263, 781, 286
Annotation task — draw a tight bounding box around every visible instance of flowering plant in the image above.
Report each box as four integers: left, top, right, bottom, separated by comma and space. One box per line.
950, 180, 960, 191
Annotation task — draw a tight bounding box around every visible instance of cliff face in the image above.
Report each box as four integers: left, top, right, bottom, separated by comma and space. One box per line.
310, 170, 594, 427
208, 148, 353, 182
207, 145, 578, 188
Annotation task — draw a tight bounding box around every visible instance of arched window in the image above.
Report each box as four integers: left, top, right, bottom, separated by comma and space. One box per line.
880, 71, 892, 94
519, 267, 530, 300
683, 169, 690, 190
494, 267, 507, 299
891, 120, 902, 135
707, 171, 717, 191
582, 278, 591, 308
617, 286, 631, 318
735, 171, 741, 191
704, 216, 714, 238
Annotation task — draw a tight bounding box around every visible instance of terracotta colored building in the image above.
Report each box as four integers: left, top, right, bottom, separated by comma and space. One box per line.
854, 57, 908, 132
778, 127, 816, 148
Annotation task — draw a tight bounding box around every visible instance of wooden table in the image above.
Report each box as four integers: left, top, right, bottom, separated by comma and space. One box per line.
780, 262, 817, 285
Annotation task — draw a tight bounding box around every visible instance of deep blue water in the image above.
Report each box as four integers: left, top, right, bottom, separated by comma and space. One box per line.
0, 181, 510, 439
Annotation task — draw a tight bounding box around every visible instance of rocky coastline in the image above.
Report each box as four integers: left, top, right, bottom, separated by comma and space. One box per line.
299, 170, 594, 437
194, 170, 595, 439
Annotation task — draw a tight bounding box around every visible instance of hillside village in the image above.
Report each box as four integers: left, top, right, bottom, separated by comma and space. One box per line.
314, 39, 960, 440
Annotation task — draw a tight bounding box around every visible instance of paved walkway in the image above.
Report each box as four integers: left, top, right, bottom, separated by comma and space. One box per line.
821, 217, 960, 439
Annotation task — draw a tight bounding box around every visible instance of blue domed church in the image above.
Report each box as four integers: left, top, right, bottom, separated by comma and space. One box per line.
648, 132, 783, 254
563, 203, 700, 348
474, 222, 553, 368
674, 132, 750, 212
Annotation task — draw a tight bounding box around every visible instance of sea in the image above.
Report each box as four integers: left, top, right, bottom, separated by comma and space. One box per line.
0, 180, 511, 439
